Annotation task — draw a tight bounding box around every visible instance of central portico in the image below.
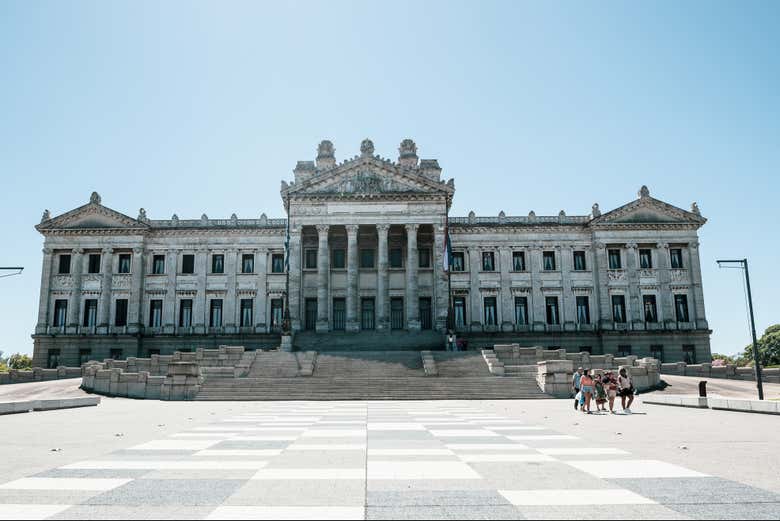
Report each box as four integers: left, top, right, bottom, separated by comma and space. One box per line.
282, 138, 454, 335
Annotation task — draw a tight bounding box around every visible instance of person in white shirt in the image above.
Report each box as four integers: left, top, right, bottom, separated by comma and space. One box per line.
617, 368, 635, 413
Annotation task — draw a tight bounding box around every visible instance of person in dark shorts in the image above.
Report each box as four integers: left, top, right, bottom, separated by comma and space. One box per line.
618, 367, 635, 413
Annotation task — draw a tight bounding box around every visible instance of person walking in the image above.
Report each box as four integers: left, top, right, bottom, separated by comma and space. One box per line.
604, 371, 618, 414
572, 367, 584, 411
594, 374, 607, 412
618, 368, 635, 413
579, 369, 594, 414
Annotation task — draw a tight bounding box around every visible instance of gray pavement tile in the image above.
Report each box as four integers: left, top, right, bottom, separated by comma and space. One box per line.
108, 450, 202, 458
84, 479, 245, 506
50, 505, 213, 520
667, 502, 780, 520
608, 477, 780, 505
367, 489, 512, 507
427, 436, 513, 445
207, 440, 291, 450
468, 461, 613, 490
367, 479, 494, 491
368, 431, 434, 441
266, 450, 366, 469
367, 439, 447, 449
366, 454, 460, 462
224, 479, 366, 506
0, 489, 101, 504
142, 469, 258, 480
517, 504, 690, 520
33, 468, 152, 479
366, 505, 525, 520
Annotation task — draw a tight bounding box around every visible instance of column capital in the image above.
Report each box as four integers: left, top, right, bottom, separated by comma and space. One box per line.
345, 224, 359, 236
133, 246, 144, 255
71, 248, 84, 255
404, 223, 420, 233
656, 242, 669, 250
626, 242, 639, 250
43, 247, 53, 255
689, 241, 700, 250
101, 247, 113, 255
315, 224, 330, 235
376, 223, 391, 234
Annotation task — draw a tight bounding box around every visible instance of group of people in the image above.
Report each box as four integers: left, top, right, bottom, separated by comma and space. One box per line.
572, 367, 635, 414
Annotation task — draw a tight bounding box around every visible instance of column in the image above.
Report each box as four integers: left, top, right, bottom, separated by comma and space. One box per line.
656, 242, 674, 325
67, 248, 84, 330
35, 248, 54, 334
163, 249, 178, 333
560, 246, 576, 330
254, 249, 267, 332
376, 224, 390, 331
128, 246, 144, 333
345, 224, 359, 332
688, 241, 708, 329
498, 246, 513, 331
529, 245, 545, 331
194, 248, 208, 333
432, 224, 448, 331
405, 223, 421, 331
288, 225, 302, 332
97, 247, 113, 333
224, 248, 238, 332
315, 225, 330, 332
594, 242, 611, 328
625, 242, 642, 327
468, 248, 481, 330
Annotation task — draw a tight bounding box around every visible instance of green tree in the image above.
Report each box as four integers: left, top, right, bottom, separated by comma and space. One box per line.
7, 353, 33, 370
740, 324, 780, 367
711, 353, 737, 365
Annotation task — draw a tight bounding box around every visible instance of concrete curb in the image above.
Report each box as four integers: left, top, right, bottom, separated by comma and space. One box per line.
0, 396, 101, 415
642, 395, 780, 415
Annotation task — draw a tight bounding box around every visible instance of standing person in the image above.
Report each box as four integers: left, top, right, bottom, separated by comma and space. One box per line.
594, 374, 607, 412
618, 368, 635, 413
579, 369, 594, 414
604, 371, 619, 414
572, 367, 584, 411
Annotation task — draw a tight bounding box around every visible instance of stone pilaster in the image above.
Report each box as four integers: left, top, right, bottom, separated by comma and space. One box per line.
345, 224, 359, 332
405, 223, 421, 331
67, 248, 84, 330
254, 249, 267, 332
97, 247, 113, 333
498, 246, 513, 332
128, 246, 144, 333
560, 246, 576, 330
36, 248, 54, 334
594, 242, 611, 328
688, 241, 708, 329
376, 224, 390, 331
194, 247, 208, 334
163, 249, 178, 333
656, 242, 674, 325
224, 248, 238, 332
625, 242, 642, 327
468, 248, 481, 330
316, 224, 330, 332
529, 245, 545, 331
432, 224, 448, 332
288, 225, 302, 332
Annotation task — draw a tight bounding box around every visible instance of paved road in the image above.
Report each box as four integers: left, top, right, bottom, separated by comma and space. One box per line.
1, 397, 778, 520
653, 374, 780, 400
0, 379, 88, 401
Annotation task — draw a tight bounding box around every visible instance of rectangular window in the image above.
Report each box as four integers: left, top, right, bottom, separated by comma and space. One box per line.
53, 299, 68, 327
389, 248, 403, 268
152, 255, 165, 275
179, 299, 193, 328
118, 253, 131, 274
209, 299, 223, 328
483, 297, 497, 325
514, 296, 528, 325
675, 294, 690, 322
360, 298, 375, 330
512, 251, 526, 271
304, 298, 317, 330
270, 299, 284, 329
360, 249, 375, 269
419, 297, 432, 330
545, 296, 560, 325
453, 297, 466, 328
181, 254, 194, 274
612, 295, 627, 323
639, 249, 653, 269
149, 299, 163, 327
47, 349, 60, 369
110, 348, 123, 360
83, 299, 98, 327
482, 252, 495, 271
332, 249, 346, 269
212, 254, 224, 274
240, 299, 253, 327
451, 251, 465, 272
58, 254, 71, 274
79, 348, 92, 366
242, 254, 255, 274
305, 249, 318, 270
88, 253, 101, 274
576, 296, 590, 324
618, 345, 632, 357
543, 251, 556, 271
670, 248, 684, 269
608, 249, 622, 269
271, 254, 285, 273
650, 345, 664, 363
333, 298, 346, 331
643, 295, 658, 323
390, 297, 404, 330
418, 248, 431, 268
683, 344, 697, 364
114, 299, 128, 327
573, 251, 587, 271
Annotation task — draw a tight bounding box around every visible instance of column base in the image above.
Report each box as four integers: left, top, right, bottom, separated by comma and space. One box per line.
315, 321, 330, 333
407, 320, 421, 331
346, 321, 360, 332
376, 321, 390, 332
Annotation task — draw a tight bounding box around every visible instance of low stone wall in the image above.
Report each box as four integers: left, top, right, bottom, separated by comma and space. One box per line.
535, 357, 661, 398
0, 366, 83, 385
660, 363, 780, 384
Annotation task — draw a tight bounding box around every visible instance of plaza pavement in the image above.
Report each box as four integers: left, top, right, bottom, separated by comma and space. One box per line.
1, 395, 779, 520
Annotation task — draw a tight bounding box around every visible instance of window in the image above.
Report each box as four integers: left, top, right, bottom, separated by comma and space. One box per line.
332, 249, 346, 269
576, 296, 590, 324
242, 254, 254, 274
451, 251, 465, 272
211, 254, 224, 274
152, 255, 165, 275
179, 299, 193, 328
389, 248, 403, 268
643, 295, 658, 323
333, 298, 346, 331
390, 297, 404, 330
608, 249, 622, 269
675, 294, 690, 322
514, 296, 528, 325
512, 251, 526, 271
270, 299, 284, 329
453, 297, 466, 328
79, 348, 92, 366
114, 299, 128, 327
271, 254, 285, 273
58, 254, 71, 274
483, 297, 497, 325
482, 252, 495, 271
88, 253, 101, 274
360, 249, 375, 269
118, 254, 131, 274
580, 346, 593, 354
53, 300, 68, 327
639, 249, 653, 269
573, 251, 587, 271
110, 348, 123, 360
545, 296, 560, 325
240, 299, 253, 327
650, 345, 664, 363
683, 344, 697, 364
419, 297, 432, 330
83, 299, 98, 327
618, 345, 632, 357
670, 248, 684, 269
361, 298, 375, 330
304, 299, 317, 330
209, 299, 223, 327
543, 251, 556, 271
181, 254, 194, 274
47, 349, 60, 369
612, 295, 626, 323
418, 248, 431, 269
305, 249, 317, 270
149, 299, 163, 327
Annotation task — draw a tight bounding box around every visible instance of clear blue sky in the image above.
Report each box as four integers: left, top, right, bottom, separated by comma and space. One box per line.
1, 1, 777, 357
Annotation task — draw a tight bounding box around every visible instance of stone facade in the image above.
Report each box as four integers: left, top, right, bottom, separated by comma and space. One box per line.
32, 139, 712, 367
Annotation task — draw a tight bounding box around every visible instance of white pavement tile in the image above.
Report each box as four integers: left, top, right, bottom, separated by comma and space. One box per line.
367, 460, 482, 480
194, 450, 283, 457
0, 478, 131, 491
231, 435, 300, 441
301, 429, 367, 438
171, 433, 240, 438
458, 454, 555, 462
446, 443, 531, 450
537, 448, 631, 456
500, 489, 656, 505
483, 426, 547, 431
62, 460, 269, 470
367, 449, 455, 456
506, 435, 579, 441
367, 423, 426, 431
206, 506, 365, 520
286, 444, 367, 451
429, 429, 500, 438
565, 459, 709, 479
128, 439, 223, 450
0, 504, 72, 520
251, 469, 365, 480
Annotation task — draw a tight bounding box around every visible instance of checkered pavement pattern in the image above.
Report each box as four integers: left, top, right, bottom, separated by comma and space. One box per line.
1, 401, 779, 520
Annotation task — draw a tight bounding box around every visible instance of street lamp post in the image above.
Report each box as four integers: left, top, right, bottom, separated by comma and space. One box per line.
0, 267, 24, 279
716, 259, 763, 400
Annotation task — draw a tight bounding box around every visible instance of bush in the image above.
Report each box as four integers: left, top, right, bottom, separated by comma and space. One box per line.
7, 353, 33, 370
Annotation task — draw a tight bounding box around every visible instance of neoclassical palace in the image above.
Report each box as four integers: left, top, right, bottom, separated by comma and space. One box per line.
32, 139, 712, 368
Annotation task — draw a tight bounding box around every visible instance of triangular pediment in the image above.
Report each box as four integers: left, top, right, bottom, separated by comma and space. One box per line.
591, 194, 705, 227
37, 200, 148, 232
